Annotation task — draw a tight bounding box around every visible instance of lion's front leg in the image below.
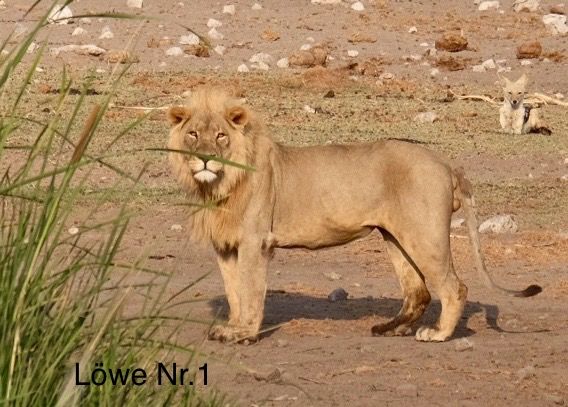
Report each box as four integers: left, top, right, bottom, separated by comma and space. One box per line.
209, 238, 269, 343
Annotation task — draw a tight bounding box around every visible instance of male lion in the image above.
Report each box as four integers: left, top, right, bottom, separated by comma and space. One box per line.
166, 87, 541, 343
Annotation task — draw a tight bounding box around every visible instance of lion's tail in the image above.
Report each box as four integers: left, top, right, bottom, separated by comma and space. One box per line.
453, 168, 542, 298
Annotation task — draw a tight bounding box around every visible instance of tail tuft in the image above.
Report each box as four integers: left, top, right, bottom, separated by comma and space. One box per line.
514, 284, 543, 298
530, 127, 552, 136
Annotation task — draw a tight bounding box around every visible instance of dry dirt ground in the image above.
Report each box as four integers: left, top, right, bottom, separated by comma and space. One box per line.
2, 0, 568, 406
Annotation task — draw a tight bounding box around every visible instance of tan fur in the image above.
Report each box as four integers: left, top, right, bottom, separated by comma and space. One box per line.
499, 74, 549, 135
167, 87, 541, 343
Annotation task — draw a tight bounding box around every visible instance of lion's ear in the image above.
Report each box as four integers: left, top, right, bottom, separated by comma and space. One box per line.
226, 105, 249, 127
167, 106, 191, 126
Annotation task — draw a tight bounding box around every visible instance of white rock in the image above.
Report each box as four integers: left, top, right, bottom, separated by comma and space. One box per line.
48, 4, 73, 24
561, 174, 568, 182
497, 66, 512, 73
564, 157, 568, 164
420, 42, 429, 47
479, 214, 518, 234
555, 93, 564, 100
300, 43, 312, 51
99, 26, 114, 40
328, 288, 349, 302
408, 26, 418, 34
170, 224, 183, 231
542, 14, 568, 35
165, 46, 184, 56
347, 49, 359, 57
50, 44, 106, 57
454, 338, 474, 351
351, 1, 365, 11
303, 105, 316, 114
35, 66, 44, 73
276, 57, 289, 68
430, 68, 440, 77
0, 1, 5, 9
451, 218, 465, 228
223, 4, 236, 15
96, 68, 106, 73
249, 52, 272, 64
26, 42, 38, 54
207, 18, 222, 28
513, 0, 539, 12
478, 1, 500, 11
482, 58, 496, 69
127, 0, 143, 8
414, 111, 438, 123
472, 64, 485, 72
520, 60, 532, 66
252, 3, 262, 10
311, 0, 342, 3
379, 72, 394, 80
252, 61, 270, 70
208, 28, 224, 40
214, 45, 225, 55
237, 63, 249, 72
179, 33, 200, 45
72, 27, 87, 36
68, 226, 79, 235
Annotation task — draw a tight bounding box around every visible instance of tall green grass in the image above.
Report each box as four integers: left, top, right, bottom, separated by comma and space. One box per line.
0, 2, 222, 406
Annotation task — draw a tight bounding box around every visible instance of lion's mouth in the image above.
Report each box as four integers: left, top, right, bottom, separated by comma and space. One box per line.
193, 170, 218, 183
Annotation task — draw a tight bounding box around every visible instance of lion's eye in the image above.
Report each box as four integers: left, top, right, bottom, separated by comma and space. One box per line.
217, 132, 227, 140
188, 131, 198, 139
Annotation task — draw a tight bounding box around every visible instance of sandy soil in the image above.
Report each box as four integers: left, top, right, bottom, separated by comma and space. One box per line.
2, 0, 568, 406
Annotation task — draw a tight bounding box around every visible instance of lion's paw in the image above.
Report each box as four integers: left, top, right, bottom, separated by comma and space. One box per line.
415, 326, 450, 342
208, 325, 258, 344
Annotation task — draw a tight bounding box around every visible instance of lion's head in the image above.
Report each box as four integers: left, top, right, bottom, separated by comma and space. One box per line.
167, 87, 255, 199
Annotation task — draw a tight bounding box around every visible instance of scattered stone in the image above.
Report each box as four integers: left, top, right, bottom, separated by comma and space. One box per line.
207, 18, 222, 28
414, 111, 438, 123
516, 365, 536, 381
179, 33, 200, 45
347, 49, 359, 57
351, 1, 365, 11
214, 45, 225, 55
50, 44, 106, 57
72, 27, 87, 37
379, 72, 394, 80
482, 58, 496, 69
184, 44, 210, 57
348, 32, 377, 43
0, 0, 5, 9
328, 288, 349, 302
105, 50, 139, 63
251, 61, 269, 70
472, 64, 485, 72
208, 28, 224, 40
516, 40, 542, 59
451, 218, 465, 228
435, 33, 468, 52
170, 224, 183, 231
550, 4, 565, 15
478, 1, 500, 11
237, 63, 249, 72
252, 3, 262, 10
261, 28, 280, 41
324, 271, 342, 281
454, 338, 474, 351
324, 89, 335, 98
303, 105, 316, 114
48, 4, 73, 24
479, 214, 518, 234
165, 46, 184, 57
276, 57, 289, 68
542, 14, 568, 35
249, 52, 272, 64
223, 4, 236, 15
408, 26, 418, 34
430, 67, 440, 77
520, 60, 532, 66
544, 394, 564, 405
396, 384, 418, 397
513, 0, 539, 13
127, 0, 143, 8
26, 42, 38, 54
560, 174, 568, 182
99, 26, 114, 40
68, 226, 79, 235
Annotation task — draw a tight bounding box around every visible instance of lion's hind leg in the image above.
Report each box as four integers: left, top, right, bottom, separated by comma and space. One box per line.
372, 230, 431, 337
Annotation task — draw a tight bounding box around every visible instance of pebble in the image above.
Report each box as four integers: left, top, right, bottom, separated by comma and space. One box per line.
214, 45, 225, 55
482, 58, 496, 69
170, 224, 183, 231
328, 288, 349, 302
0, 0, 5, 9
454, 338, 474, 351
300, 43, 312, 51
207, 18, 222, 28
223, 4, 236, 15
516, 365, 536, 381
165, 46, 184, 57
68, 226, 79, 235
303, 105, 316, 114
513, 0, 539, 13
520, 60, 532, 66
451, 218, 465, 228
430, 68, 440, 77
237, 63, 250, 72
324, 271, 342, 281
276, 57, 289, 68
249, 52, 272, 64
126, 0, 143, 8
50, 44, 106, 57
48, 4, 73, 24
542, 14, 568, 35
478, 1, 500, 11
72, 27, 87, 36
414, 111, 438, 123
408, 26, 418, 33
560, 174, 568, 182
26, 42, 38, 54
479, 214, 518, 234
347, 49, 359, 57
208, 28, 224, 40
396, 384, 418, 397
379, 72, 394, 80
179, 33, 200, 45
99, 26, 114, 40
252, 3, 262, 10
351, 1, 365, 11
